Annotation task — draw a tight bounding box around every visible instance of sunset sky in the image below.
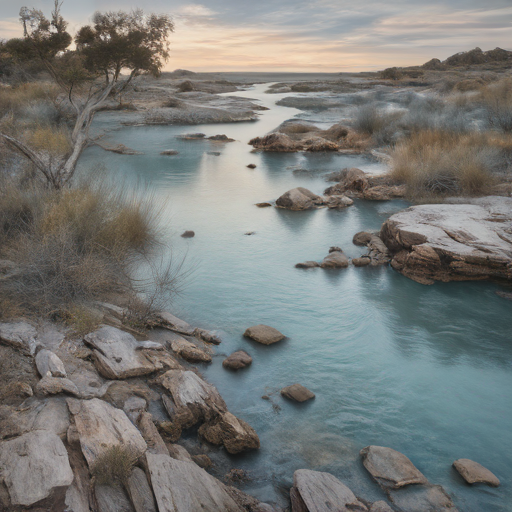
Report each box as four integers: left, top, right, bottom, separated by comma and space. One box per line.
1, 0, 511, 72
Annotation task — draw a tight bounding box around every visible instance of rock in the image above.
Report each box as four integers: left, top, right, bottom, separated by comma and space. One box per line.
304, 138, 340, 152
167, 443, 192, 461
249, 132, 301, 152
353, 231, 373, 246
194, 327, 222, 345
160, 149, 179, 155
276, 187, 324, 210
192, 454, 213, 468
33, 397, 71, 438
244, 325, 285, 345
153, 312, 195, 335
452, 458, 500, 487
136, 340, 165, 350
321, 251, 349, 268
329, 246, 343, 253
360, 446, 428, 489
245, 231, 256, 235
255, 202, 272, 207
324, 168, 368, 195
0, 431, 73, 506
0, 321, 37, 354
178, 132, 206, 140
84, 325, 156, 379
496, 291, 512, 300
67, 398, 147, 467
223, 350, 252, 370
138, 411, 169, 455
127, 467, 157, 512
380, 197, 512, 283
325, 195, 354, 208
101, 143, 143, 155
370, 501, 394, 512
170, 336, 212, 363
198, 411, 260, 454
225, 486, 275, 512
35, 348, 67, 378
36, 374, 81, 397
208, 134, 235, 142
281, 384, 315, 402
123, 396, 147, 424
247, 164, 257, 169
387, 484, 457, 512
353, 257, 371, 267
158, 419, 182, 442
95, 302, 127, 320
295, 261, 320, 269
96, 485, 135, 512
1, 381, 33, 400
146, 453, 244, 512
291, 469, 368, 512
103, 380, 158, 409
363, 185, 406, 200
159, 369, 227, 428
325, 167, 364, 183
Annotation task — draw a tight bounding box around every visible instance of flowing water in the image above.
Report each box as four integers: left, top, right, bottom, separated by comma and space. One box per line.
80, 84, 512, 511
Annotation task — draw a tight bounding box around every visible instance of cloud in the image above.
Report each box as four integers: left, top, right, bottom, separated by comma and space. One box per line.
176, 4, 217, 18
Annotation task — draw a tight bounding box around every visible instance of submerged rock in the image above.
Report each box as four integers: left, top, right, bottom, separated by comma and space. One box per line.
208, 134, 235, 142
223, 350, 252, 370
255, 202, 272, 207
295, 261, 320, 269
381, 197, 512, 284
281, 384, 315, 402
247, 164, 257, 169
360, 445, 428, 489
160, 149, 179, 155
170, 336, 212, 363
453, 458, 500, 487
244, 324, 285, 345
181, 230, 195, 238
290, 469, 368, 512
325, 195, 354, 208
276, 187, 324, 210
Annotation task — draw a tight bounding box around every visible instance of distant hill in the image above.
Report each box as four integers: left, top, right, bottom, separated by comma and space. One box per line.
422, 47, 512, 70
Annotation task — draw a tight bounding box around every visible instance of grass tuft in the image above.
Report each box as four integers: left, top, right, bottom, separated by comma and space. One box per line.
91, 445, 138, 487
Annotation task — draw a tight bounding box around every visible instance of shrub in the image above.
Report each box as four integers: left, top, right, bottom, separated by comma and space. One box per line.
177, 80, 194, 92
91, 445, 137, 487
353, 104, 386, 135
0, 82, 59, 117
390, 130, 506, 198
380, 67, 403, 80
478, 78, 512, 132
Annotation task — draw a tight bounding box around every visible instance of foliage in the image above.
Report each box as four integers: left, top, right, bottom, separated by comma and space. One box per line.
91, 445, 137, 487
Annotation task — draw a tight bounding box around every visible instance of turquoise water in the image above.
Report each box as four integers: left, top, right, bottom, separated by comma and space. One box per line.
80, 85, 512, 511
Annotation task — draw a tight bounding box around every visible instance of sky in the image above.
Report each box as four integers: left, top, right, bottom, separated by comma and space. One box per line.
1, 0, 511, 72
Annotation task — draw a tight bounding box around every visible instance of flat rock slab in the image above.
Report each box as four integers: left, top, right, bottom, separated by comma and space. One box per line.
281, 384, 315, 402
35, 348, 67, 378
244, 325, 285, 345
0, 430, 73, 506
381, 197, 512, 284
453, 458, 500, 487
360, 446, 428, 489
153, 312, 195, 335
147, 453, 245, 512
291, 469, 368, 512
276, 187, 324, 210
223, 350, 252, 370
0, 321, 37, 354
84, 325, 156, 379
96, 485, 135, 512
127, 467, 158, 512
67, 398, 147, 467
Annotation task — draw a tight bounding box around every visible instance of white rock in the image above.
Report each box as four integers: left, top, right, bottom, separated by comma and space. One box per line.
35, 348, 67, 378
154, 312, 195, 335
36, 375, 81, 397
0, 430, 73, 506
0, 321, 37, 354
127, 467, 157, 512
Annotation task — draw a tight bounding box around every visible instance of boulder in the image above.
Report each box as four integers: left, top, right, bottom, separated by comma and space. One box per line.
321, 251, 349, 268
353, 231, 374, 246
247, 164, 257, 169
194, 327, 222, 345
198, 411, 260, 454
170, 336, 212, 363
32, 398, 71, 438
352, 257, 371, 267
36, 374, 81, 397
84, 325, 156, 379
324, 168, 368, 196
208, 134, 235, 142
381, 197, 512, 283
281, 384, 315, 402
255, 202, 272, 207
0, 430, 73, 506
452, 458, 500, 487
244, 325, 285, 345
325, 195, 354, 208
276, 187, 324, 210
67, 398, 147, 467
363, 185, 406, 200
159, 369, 227, 427
35, 348, 67, 378
290, 469, 368, 512
223, 350, 252, 370
0, 321, 37, 354
127, 467, 158, 512
360, 446, 428, 489
146, 453, 244, 512
249, 132, 301, 152
295, 261, 320, 269
181, 230, 195, 238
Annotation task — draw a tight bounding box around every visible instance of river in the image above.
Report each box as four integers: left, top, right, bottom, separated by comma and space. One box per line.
80, 83, 512, 511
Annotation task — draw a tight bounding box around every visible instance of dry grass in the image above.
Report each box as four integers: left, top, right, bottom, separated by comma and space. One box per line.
27, 125, 71, 155
0, 82, 59, 116
390, 130, 509, 198
477, 78, 512, 132
91, 445, 138, 487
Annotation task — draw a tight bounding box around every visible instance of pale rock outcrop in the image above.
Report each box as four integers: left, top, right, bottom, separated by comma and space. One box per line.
360, 446, 428, 489
0, 321, 38, 354
276, 187, 324, 210
84, 325, 156, 379
290, 469, 368, 512
198, 411, 260, 454
67, 398, 147, 467
244, 325, 285, 345
0, 430, 73, 506
280, 384, 315, 403
35, 348, 67, 378
381, 197, 512, 284
146, 453, 245, 512
453, 458, 500, 487
170, 336, 212, 363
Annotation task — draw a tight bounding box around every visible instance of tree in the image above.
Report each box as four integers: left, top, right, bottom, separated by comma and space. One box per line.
1, 1, 174, 188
